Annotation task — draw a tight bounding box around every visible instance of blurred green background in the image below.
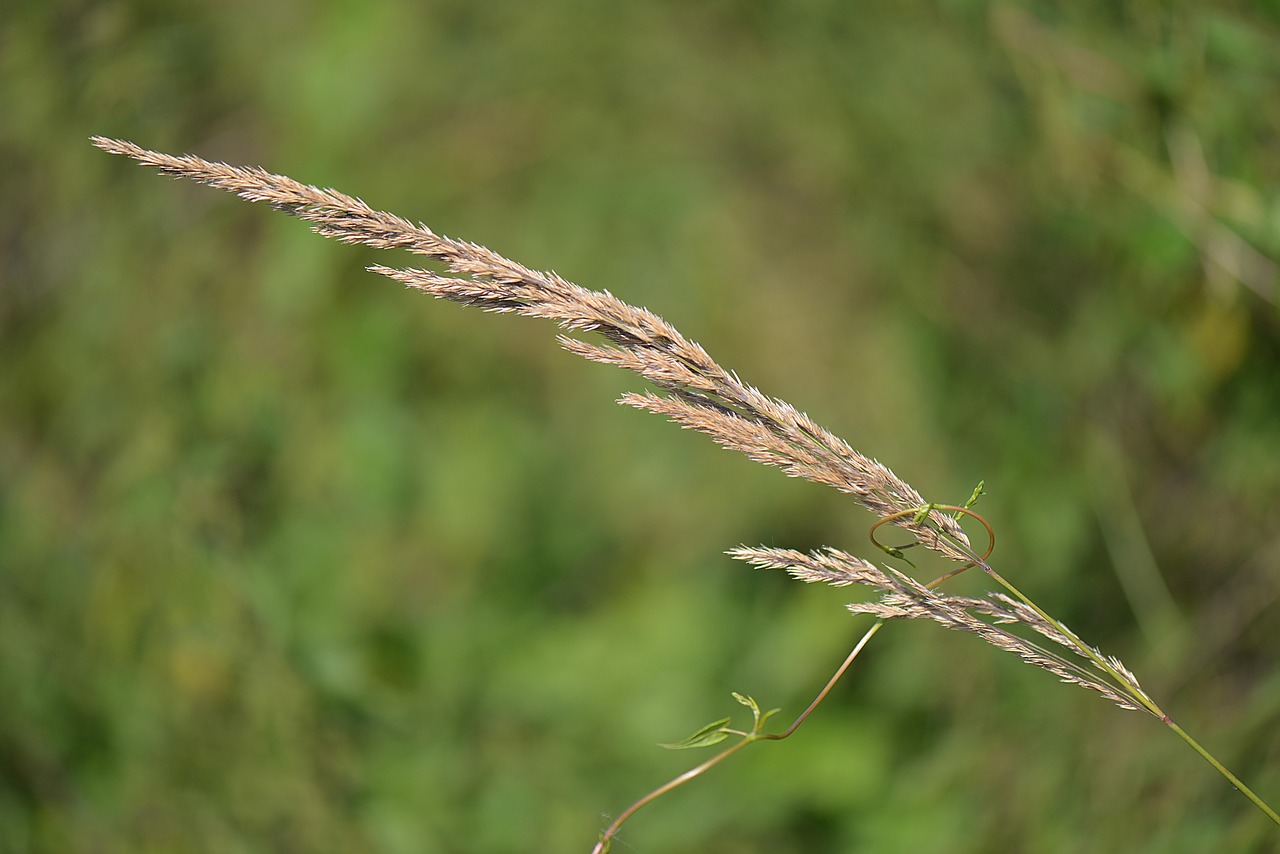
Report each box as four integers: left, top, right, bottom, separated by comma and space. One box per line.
3, 1, 1280, 851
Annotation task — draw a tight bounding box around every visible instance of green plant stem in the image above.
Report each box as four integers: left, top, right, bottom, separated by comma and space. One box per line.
1163, 717, 1280, 827
941, 527, 1280, 829
592, 737, 757, 854
591, 621, 887, 853
762, 620, 886, 741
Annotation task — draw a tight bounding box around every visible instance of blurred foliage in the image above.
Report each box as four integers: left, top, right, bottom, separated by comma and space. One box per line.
3, 1, 1280, 852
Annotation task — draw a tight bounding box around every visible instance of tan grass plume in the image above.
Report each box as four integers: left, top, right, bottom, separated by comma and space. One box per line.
93, 137, 1280, 837
90, 136, 1153, 715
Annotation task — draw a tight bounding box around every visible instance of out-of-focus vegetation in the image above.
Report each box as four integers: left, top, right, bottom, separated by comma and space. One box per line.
3, 2, 1279, 851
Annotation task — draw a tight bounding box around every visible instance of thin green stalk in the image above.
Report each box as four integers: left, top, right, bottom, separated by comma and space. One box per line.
1164, 718, 1280, 827
592, 737, 757, 854
590, 622, 885, 854
936, 524, 1280, 829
